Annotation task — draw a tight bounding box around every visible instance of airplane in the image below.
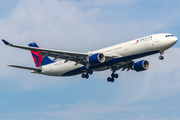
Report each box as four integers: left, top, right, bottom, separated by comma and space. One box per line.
2, 33, 178, 82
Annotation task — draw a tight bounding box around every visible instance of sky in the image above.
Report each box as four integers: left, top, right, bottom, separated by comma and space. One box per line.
1, 0, 180, 120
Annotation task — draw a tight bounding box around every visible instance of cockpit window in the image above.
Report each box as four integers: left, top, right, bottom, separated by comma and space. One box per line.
165, 35, 173, 37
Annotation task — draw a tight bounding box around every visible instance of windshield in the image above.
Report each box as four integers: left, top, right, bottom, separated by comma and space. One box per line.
165, 35, 173, 37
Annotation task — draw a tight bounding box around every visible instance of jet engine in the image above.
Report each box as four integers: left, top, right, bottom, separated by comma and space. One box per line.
88, 53, 105, 64
132, 60, 149, 72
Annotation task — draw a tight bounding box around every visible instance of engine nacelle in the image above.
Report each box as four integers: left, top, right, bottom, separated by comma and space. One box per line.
132, 60, 149, 72
88, 53, 105, 64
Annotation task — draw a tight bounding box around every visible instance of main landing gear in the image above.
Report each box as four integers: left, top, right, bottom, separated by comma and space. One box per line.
107, 71, 119, 82
159, 50, 164, 60
81, 69, 93, 79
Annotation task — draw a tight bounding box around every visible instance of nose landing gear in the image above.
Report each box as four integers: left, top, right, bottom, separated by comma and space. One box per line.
159, 50, 164, 60
159, 56, 164, 60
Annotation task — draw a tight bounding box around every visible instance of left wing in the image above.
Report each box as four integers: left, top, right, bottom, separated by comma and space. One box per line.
2, 40, 90, 65
2, 40, 117, 65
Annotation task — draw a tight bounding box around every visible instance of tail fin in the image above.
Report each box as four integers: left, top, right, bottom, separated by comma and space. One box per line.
28, 42, 55, 67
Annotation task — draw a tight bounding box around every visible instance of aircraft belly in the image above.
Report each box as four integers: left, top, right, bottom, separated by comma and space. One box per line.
93, 66, 110, 71
41, 61, 84, 76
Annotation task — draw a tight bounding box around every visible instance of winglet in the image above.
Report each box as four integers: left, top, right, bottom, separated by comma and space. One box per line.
2, 39, 11, 45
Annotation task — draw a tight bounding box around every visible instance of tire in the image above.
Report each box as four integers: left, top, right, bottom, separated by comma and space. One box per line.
107, 77, 111, 82
88, 70, 93, 75
159, 56, 164, 60
85, 74, 89, 79
114, 74, 118, 78
81, 74, 86, 78
111, 73, 115, 78
111, 78, 115, 82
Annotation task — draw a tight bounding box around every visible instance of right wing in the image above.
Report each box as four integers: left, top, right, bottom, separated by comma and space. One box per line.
111, 60, 135, 71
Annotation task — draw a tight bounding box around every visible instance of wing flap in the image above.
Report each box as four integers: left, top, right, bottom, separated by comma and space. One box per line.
112, 61, 134, 71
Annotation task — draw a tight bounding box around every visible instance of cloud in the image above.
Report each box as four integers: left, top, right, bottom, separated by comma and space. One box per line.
3, 100, 180, 120
1, 101, 148, 120
79, 0, 139, 6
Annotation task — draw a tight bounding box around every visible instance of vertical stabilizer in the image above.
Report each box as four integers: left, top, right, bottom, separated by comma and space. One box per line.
28, 42, 55, 67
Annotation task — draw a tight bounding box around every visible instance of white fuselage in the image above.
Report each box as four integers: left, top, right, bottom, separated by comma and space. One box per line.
39, 33, 178, 76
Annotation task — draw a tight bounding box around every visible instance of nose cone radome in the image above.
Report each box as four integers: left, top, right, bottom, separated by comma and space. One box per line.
169, 36, 178, 46
173, 37, 178, 43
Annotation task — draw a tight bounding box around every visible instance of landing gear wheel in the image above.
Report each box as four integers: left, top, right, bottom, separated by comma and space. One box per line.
159, 56, 164, 60
111, 73, 119, 79
108, 68, 119, 82
107, 77, 115, 82
111, 73, 114, 78
114, 74, 118, 78
85, 74, 89, 79
81, 74, 86, 78
88, 70, 93, 75
111, 78, 115, 82
107, 77, 111, 82
82, 73, 89, 79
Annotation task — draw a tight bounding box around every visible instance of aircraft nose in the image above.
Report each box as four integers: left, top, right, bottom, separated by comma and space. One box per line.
165, 36, 178, 48
172, 37, 178, 43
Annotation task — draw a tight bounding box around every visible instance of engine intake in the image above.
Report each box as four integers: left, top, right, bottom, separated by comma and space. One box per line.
88, 53, 105, 64
132, 60, 149, 72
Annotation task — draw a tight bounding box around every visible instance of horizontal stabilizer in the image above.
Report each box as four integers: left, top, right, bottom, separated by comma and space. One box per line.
2, 39, 11, 45
8, 65, 42, 72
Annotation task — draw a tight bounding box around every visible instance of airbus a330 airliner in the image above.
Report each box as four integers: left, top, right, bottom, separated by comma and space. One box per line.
2, 33, 178, 82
